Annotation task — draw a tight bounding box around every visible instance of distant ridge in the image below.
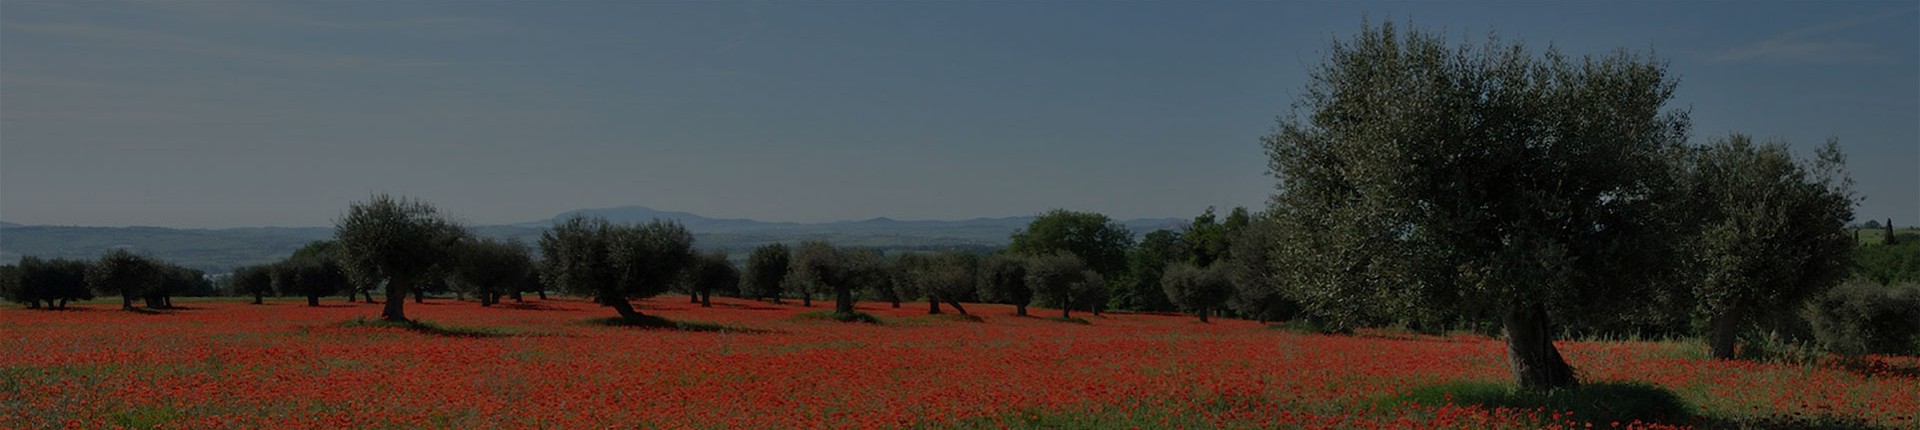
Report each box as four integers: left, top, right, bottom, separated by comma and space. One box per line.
0, 205, 1188, 271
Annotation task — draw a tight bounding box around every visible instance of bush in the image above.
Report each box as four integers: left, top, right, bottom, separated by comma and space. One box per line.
1803, 281, 1920, 356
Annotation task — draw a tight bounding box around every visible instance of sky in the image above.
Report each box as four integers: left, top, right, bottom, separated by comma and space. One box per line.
1, 1, 1915, 228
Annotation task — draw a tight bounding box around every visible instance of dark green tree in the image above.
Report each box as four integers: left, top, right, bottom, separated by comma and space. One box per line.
1263, 21, 1689, 390
88, 249, 162, 310
743, 243, 791, 304
1008, 209, 1134, 278
334, 194, 466, 322
538, 215, 695, 320
1684, 134, 1856, 359
1117, 229, 1181, 312
449, 238, 535, 307
977, 255, 1032, 316
1222, 215, 1296, 323
273, 261, 350, 307
686, 250, 740, 307
0, 264, 20, 308
6, 257, 93, 309
1162, 263, 1233, 322
1026, 252, 1091, 319
230, 265, 275, 305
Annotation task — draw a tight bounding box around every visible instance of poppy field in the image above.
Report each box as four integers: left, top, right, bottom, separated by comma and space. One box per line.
2, 297, 1915, 429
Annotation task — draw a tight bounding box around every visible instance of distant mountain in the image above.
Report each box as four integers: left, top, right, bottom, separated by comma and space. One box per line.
0, 221, 20, 228
0, 205, 1188, 272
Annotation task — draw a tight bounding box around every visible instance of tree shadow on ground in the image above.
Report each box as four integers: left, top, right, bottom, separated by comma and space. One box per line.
1828, 356, 1920, 379
339, 318, 515, 338
585, 315, 774, 334
494, 302, 582, 312
711, 302, 788, 311
1381, 380, 1907, 429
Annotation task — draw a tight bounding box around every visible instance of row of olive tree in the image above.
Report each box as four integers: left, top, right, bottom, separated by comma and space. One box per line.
1, 250, 209, 310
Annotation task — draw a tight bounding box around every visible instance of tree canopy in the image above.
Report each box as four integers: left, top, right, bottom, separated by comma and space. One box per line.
1263, 21, 1690, 390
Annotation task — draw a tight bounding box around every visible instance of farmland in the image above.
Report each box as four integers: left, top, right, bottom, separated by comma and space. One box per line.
3, 297, 1913, 429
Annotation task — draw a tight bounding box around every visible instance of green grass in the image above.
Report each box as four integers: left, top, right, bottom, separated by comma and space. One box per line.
340, 318, 515, 338
1378, 380, 1694, 426
796, 310, 883, 324
585, 314, 762, 333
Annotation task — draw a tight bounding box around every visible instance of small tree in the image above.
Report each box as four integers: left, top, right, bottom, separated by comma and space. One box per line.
1026, 252, 1090, 319
449, 238, 534, 307
539, 215, 695, 320
742, 243, 791, 304
1161, 263, 1233, 322
977, 255, 1032, 316
686, 251, 740, 307
0, 264, 21, 308
335, 194, 464, 322
1684, 134, 1856, 359
230, 265, 275, 304
88, 249, 162, 310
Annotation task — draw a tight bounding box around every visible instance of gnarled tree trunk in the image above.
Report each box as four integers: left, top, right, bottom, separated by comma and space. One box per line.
607, 297, 643, 320
1016, 304, 1027, 317
927, 296, 942, 314
944, 298, 968, 315
381, 278, 409, 322
834, 286, 854, 314
307, 295, 320, 307
1502, 303, 1577, 390
1708, 309, 1742, 360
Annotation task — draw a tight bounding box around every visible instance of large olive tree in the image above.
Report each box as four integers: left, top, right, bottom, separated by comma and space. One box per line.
539, 215, 695, 320
1264, 21, 1689, 390
1685, 134, 1855, 359
334, 194, 465, 322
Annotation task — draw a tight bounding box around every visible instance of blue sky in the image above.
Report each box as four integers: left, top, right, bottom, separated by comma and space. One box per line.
1, 1, 1914, 228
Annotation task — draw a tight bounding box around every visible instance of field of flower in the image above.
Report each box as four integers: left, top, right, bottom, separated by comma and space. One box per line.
2, 297, 1914, 429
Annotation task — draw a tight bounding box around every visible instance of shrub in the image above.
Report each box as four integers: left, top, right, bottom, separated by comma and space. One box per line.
1803, 281, 1920, 356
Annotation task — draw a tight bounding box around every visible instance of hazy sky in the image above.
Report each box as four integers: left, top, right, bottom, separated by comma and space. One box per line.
2, 1, 1915, 228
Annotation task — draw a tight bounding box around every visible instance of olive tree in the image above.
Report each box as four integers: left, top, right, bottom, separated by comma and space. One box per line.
1161, 263, 1232, 323
1684, 134, 1856, 359
334, 194, 465, 322
791, 241, 865, 314
88, 249, 162, 310
686, 250, 740, 307
273, 261, 350, 307
449, 238, 534, 307
1026, 252, 1092, 319
742, 243, 791, 304
977, 255, 1032, 316
539, 215, 695, 320
230, 265, 275, 304
7, 257, 92, 309
915, 251, 977, 315
1263, 21, 1689, 390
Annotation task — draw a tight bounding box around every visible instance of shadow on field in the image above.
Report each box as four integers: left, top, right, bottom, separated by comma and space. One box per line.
1381, 380, 1907, 429
1381, 381, 1693, 426
127, 307, 194, 315
712, 302, 788, 311
586, 315, 773, 334
1829, 356, 1920, 379
495, 302, 581, 312
339, 318, 516, 338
